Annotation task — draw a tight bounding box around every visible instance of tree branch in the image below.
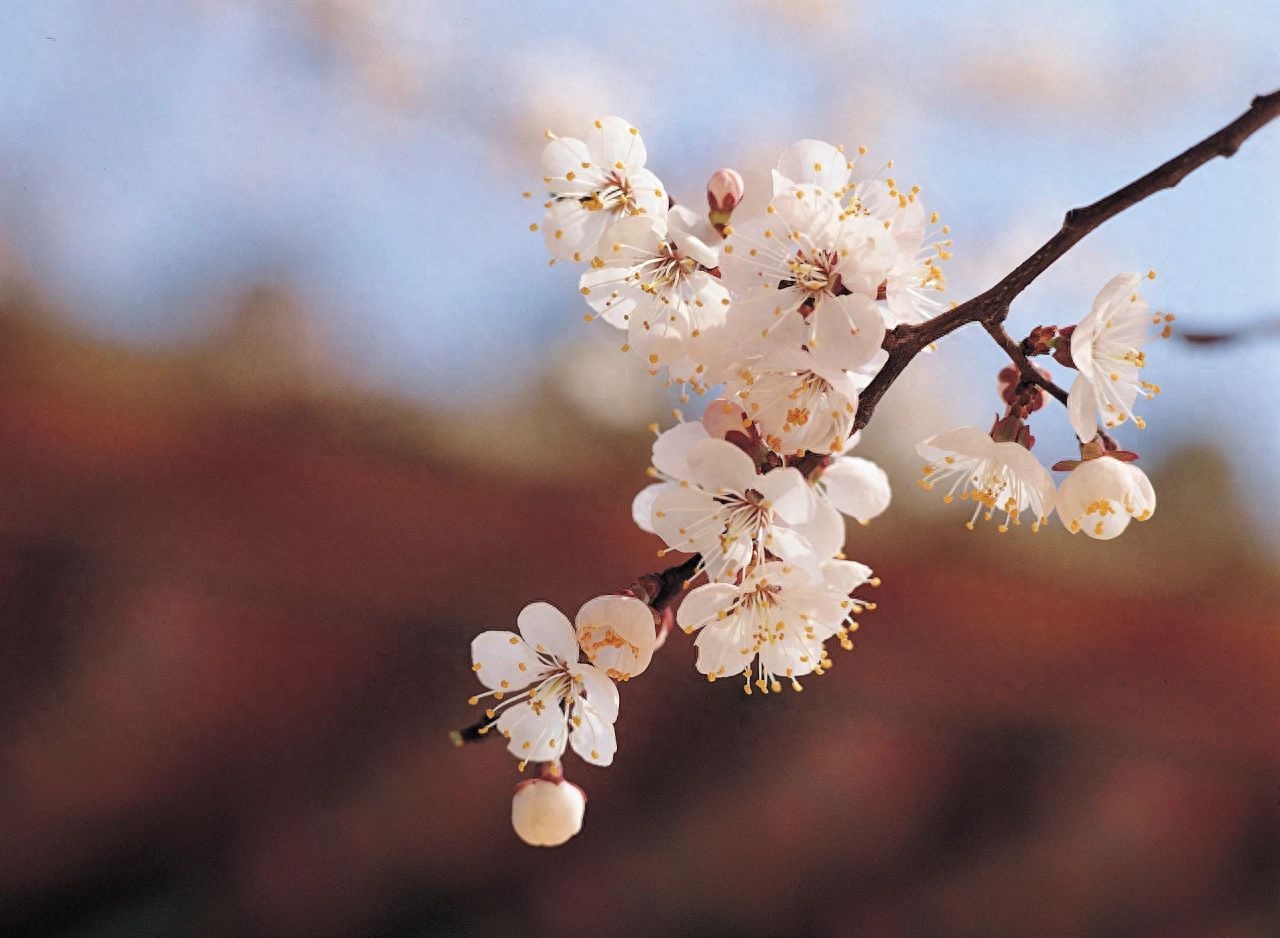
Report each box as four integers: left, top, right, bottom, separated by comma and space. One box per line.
853, 89, 1280, 431
982, 321, 1069, 406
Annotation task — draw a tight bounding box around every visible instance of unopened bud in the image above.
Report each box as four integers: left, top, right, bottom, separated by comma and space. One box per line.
707, 168, 745, 233
512, 777, 587, 847
998, 364, 1051, 414
1022, 324, 1058, 357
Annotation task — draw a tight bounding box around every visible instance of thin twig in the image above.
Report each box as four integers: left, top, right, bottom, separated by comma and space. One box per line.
853, 89, 1280, 431
982, 320, 1069, 406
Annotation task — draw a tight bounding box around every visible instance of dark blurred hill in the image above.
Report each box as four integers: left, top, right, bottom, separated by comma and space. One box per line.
0, 281, 1276, 938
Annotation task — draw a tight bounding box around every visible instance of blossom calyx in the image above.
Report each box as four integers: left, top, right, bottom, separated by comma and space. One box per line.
511, 776, 587, 847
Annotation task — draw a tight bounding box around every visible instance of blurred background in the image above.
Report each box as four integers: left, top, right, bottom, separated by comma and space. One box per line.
0, 1, 1277, 936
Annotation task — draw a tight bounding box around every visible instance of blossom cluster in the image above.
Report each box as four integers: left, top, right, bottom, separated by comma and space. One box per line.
917, 272, 1168, 540
459, 116, 1169, 847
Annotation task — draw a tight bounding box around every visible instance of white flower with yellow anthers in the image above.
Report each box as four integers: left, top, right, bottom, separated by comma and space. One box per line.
917, 427, 1056, 532
846, 173, 952, 327
1067, 272, 1169, 442
578, 212, 729, 375
676, 560, 872, 693
719, 184, 893, 374
770, 138, 856, 198
537, 116, 668, 263
724, 349, 862, 458
469, 602, 621, 768
511, 774, 586, 847
1056, 455, 1156, 540
649, 438, 818, 583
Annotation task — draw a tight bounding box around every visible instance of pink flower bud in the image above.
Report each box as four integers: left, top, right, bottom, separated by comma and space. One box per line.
707, 168, 745, 234
706, 168, 744, 213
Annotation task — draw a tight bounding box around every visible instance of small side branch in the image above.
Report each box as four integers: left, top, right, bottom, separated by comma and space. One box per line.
982, 321, 1069, 406
853, 89, 1280, 432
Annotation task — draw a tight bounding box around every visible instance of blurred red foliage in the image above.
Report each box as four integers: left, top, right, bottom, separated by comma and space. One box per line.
0, 295, 1275, 937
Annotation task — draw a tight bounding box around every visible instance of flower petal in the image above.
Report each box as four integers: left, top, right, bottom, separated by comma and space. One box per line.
544, 199, 610, 261
789, 495, 845, 558
471, 630, 546, 692
677, 582, 740, 633
685, 438, 759, 495
569, 662, 620, 722
775, 139, 852, 196
631, 482, 669, 533
569, 704, 618, 766
1068, 373, 1099, 442
653, 421, 711, 479
820, 456, 892, 523
753, 466, 814, 524
496, 700, 569, 763
810, 294, 885, 373
586, 115, 647, 173
517, 602, 578, 663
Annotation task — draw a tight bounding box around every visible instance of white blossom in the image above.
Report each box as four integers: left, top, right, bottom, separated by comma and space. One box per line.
720, 184, 892, 374
917, 427, 1056, 532
676, 559, 872, 692
539, 116, 667, 262
851, 177, 950, 327
1067, 273, 1163, 442
649, 438, 818, 582
511, 777, 586, 847
1056, 455, 1156, 539
469, 602, 621, 768
724, 349, 862, 457
579, 212, 729, 377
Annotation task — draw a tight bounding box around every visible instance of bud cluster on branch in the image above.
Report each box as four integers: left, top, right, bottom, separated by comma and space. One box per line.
456, 92, 1280, 846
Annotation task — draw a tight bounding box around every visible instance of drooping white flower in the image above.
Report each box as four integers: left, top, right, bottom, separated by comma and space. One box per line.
851, 177, 950, 327
1056, 455, 1156, 539
1067, 273, 1162, 442
511, 776, 586, 847
579, 212, 729, 376
720, 185, 893, 374
917, 427, 1056, 532
724, 349, 862, 457
470, 602, 621, 767
649, 438, 818, 582
676, 559, 871, 692
539, 116, 668, 262
575, 594, 657, 682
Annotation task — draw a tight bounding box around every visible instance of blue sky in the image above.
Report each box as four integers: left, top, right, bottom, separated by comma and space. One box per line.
0, 0, 1276, 488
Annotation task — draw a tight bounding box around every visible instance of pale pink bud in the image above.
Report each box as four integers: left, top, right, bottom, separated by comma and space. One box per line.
707, 168, 745, 233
